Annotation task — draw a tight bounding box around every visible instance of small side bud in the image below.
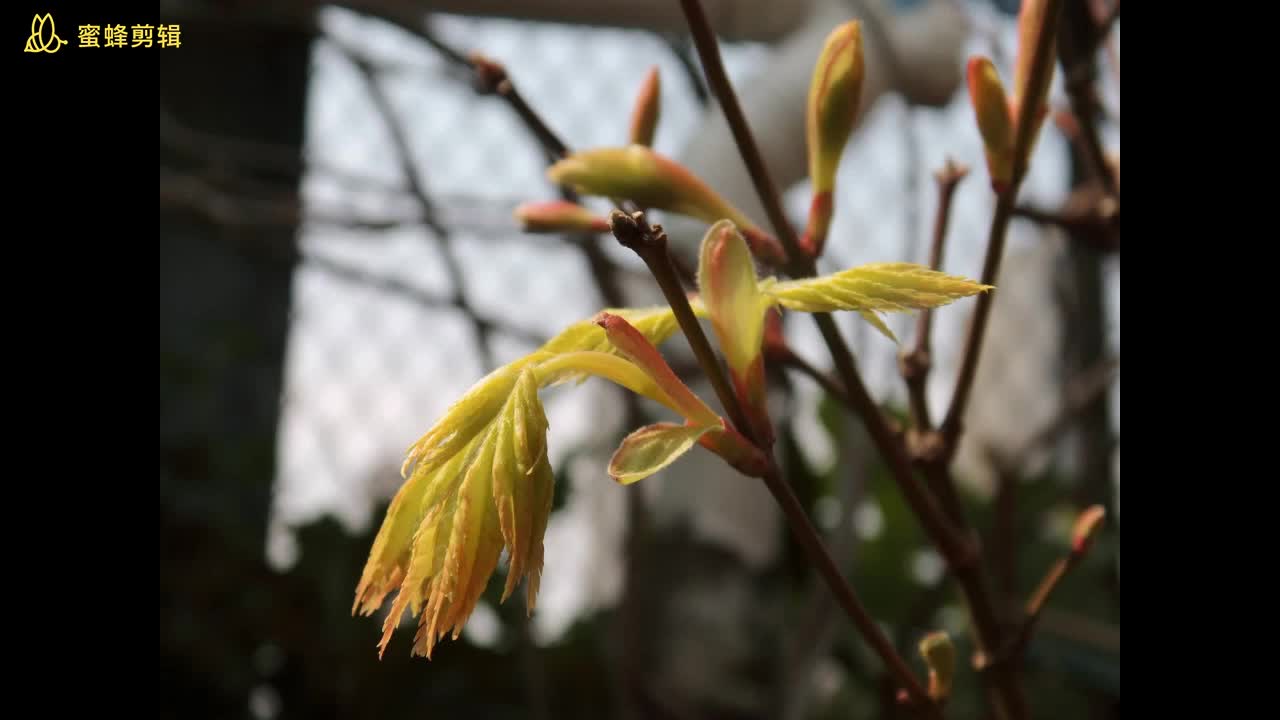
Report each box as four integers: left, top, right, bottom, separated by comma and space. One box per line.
515, 200, 611, 234
966, 56, 1015, 193
933, 158, 970, 187
629, 66, 661, 147
1071, 505, 1106, 556
918, 631, 956, 702
469, 53, 508, 94
803, 21, 865, 257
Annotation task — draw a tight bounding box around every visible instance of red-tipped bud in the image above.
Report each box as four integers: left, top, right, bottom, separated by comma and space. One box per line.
629, 66, 661, 147
514, 200, 611, 234
1013, 0, 1055, 145
803, 21, 864, 258
547, 146, 756, 231
967, 56, 1016, 193
807, 21, 864, 195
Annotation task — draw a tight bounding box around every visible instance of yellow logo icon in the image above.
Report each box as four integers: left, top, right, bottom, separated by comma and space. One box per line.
24, 13, 67, 54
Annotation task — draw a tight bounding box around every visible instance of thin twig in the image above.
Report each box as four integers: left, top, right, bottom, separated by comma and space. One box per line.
1006, 508, 1106, 663
676, 0, 805, 274
339, 46, 496, 371
901, 160, 969, 434
1011, 201, 1119, 254
471, 56, 570, 162
756, 465, 937, 718
990, 463, 1020, 623
661, 33, 710, 105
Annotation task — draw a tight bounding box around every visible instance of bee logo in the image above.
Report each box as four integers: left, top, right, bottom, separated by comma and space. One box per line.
24, 13, 67, 54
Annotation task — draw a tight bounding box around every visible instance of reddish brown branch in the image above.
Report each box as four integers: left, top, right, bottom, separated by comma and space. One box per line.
610, 209, 935, 713
942, 0, 1067, 451
676, 2, 1029, 715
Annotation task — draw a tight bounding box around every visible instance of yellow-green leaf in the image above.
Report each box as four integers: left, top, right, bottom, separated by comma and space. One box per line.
522, 442, 555, 610
535, 305, 682, 362
533, 350, 681, 416
608, 422, 717, 485
356, 300, 722, 660
358, 366, 557, 660
355, 433, 482, 622
399, 363, 523, 481
491, 368, 549, 602
761, 263, 992, 315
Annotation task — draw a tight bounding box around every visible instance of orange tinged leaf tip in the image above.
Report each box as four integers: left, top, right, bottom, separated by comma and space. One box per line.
629, 65, 661, 147
515, 200, 611, 234
1071, 505, 1106, 554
